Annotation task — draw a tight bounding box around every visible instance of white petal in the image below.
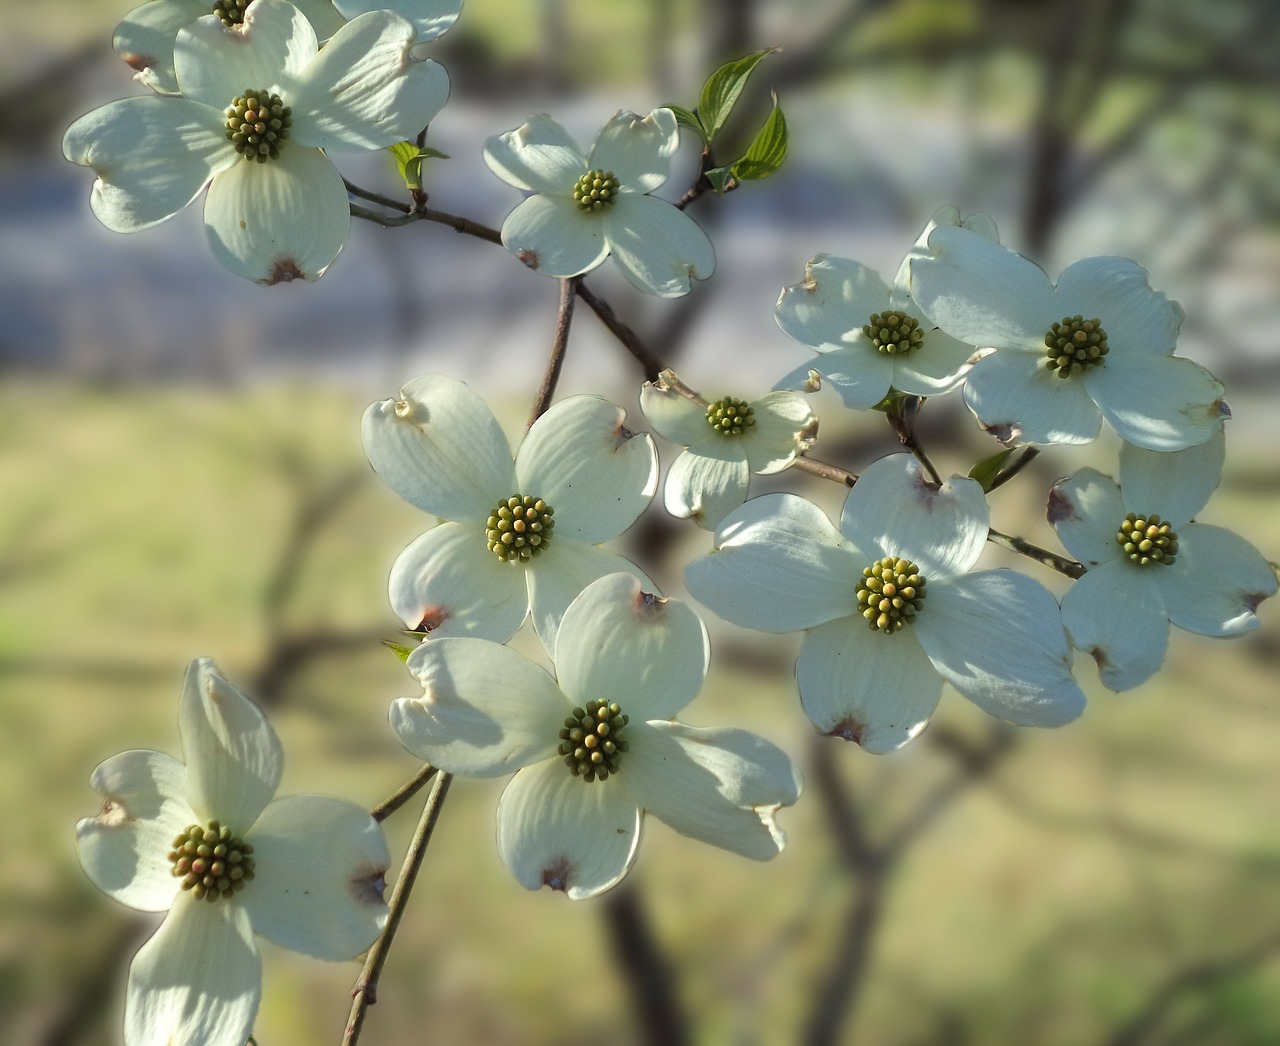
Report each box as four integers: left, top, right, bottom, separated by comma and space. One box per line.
781, 345, 894, 410
203, 146, 349, 284
963, 350, 1102, 446
289, 0, 350, 39
1086, 352, 1227, 452
775, 255, 889, 351
602, 194, 715, 297
175, 0, 316, 109
916, 572, 1086, 727
664, 444, 750, 531
743, 390, 817, 475
63, 96, 232, 233
112, 0, 208, 95
179, 659, 282, 832
1053, 256, 1182, 358
1047, 467, 1128, 569
76, 750, 193, 912
525, 540, 657, 655
639, 379, 709, 447
588, 108, 680, 193
624, 721, 800, 858
517, 395, 657, 544
684, 494, 860, 632
1154, 523, 1277, 636
1119, 427, 1226, 527
891, 205, 1000, 306
1061, 565, 1168, 691
388, 522, 529, 641
290, 12, 449, 150
483, 114, 587, 193
909, 224, 1055, 351
125, 896, 260, 1046
334, 0, 463, 41
241, 796, 389, 960
554, 573, 708, 722
391, 639, 566, 774
889, 327, 978, 396
839, 455, 988, 582
496, 759, 641, 899
797, 617, 941, 752
361, 373, 515, 523
500, 194, 608, 277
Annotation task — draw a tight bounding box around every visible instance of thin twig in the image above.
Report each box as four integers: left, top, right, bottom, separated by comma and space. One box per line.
887, 396, 942, 486
344, 179, 413, 213
527, 277, 579, 430
602, 883, 690, 1046
575, 282, 666, 379
420, 207, 503, 244
987, 446, 1040, 492
370, 764, 438, 824
350, 203, 423, 228
791, 455, 858, 487
987, 527, 1085, 578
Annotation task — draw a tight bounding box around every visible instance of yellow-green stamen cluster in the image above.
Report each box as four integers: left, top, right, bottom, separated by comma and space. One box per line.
863, 310, 925, 355
169, 819, 255, 902
212, 0, 250, 25
225, 89, 291, 163
559, 699, 629, 781
572, 169, 620, 210
486, 494, 554, 563
1044, 314, 1109, 378
857, 556, 927, 634
705, 395, 755, 437
1117, 512, 1178, 566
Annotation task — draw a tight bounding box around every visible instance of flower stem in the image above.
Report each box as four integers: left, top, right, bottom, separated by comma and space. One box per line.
886, 396, 943, 486
349, 203, 422, 228
575, 282, 666, 380
791, 455, 858, 486
987, 527, 1085, 578
987, 446, 1040, 492
343, 771, 453, 1046
527, 277, 580, 430
370, 763, 438, 824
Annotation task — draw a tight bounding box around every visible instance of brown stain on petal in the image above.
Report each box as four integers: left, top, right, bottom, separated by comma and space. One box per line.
97, 797, 133, 827
517, 249, 540, 270
631, 588, 668, 620
1245, 591, 1272, 614
415, 606, 449, 634
1046, 487, 1075, 526
826, 718, 864, 745
612, 422, 635, 449
982, 421, 1019, 446
541, 856, 573, 893
120, 53, 156, 73
1088, 646, 1110, 669
349, 864, 389, 909
265, 259, 305, 286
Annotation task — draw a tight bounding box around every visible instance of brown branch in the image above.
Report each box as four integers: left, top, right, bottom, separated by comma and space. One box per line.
370, 764, 438, 824
526, 277, 579, 430
575, 282, 666, 380
601, 882, 690, 1046
986, 527, 1085, 579
420, 207, 503, 245
986, 446, 1040, 493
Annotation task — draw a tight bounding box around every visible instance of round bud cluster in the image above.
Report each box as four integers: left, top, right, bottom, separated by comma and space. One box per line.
559, 699, 629, 781
857, 556, 927, 634
212, 0, 250, 26
863, 311, 925, 355
705, 395, 756, 437
225, 89, 292, 163
486, 494, 555, 563
572, 169, 620, 210
1117, 512, 1179, 566
169, 819, 255, 902
1044, 314, 1109, 378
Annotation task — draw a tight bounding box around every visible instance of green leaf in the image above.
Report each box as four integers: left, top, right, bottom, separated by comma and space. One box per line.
698, 48, 778, 141
387, 141, 448, 190
665, 104, 707, 143
704, 165, 736, 195
730, 94, 787, 181
968, 448, 1016, 492
383, 639, 417, 663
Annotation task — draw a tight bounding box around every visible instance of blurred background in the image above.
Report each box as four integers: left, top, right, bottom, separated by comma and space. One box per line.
2, 0, 1279, 1042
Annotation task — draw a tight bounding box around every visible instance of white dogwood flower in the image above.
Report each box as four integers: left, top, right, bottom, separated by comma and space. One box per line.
1048, 429, 1276, 690
362, 374, 659, 654
484, 109, 715, 297
909, 224, 1228, 450
640, 373, 817, 530
774, 206, 997, 408
389, 573, 802, 899
65, 0, 449, 283
685, 454, 1086, 752
75, 659, 389, 1046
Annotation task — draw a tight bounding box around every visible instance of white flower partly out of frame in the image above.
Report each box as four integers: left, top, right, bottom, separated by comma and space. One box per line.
390, 572, 802, 899
685, 454, 1086, 753
909, 223, 1228, 450
640, 371, 817, 530
75, 658, 390, 1046
774, 206, 997, 409
113, 0, 463, 95
483, 109, 716, 297
1048, 429, 1276, 690
362, 373, 659, 654
64, 0, 449, 284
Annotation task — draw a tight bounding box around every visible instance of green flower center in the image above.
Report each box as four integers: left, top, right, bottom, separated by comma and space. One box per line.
863, 311, 925, 355
212, 0, 250, 25
572, 169, 620, 211
168, 819, 256, 902
705, 395, 756, 437
856, 556, 927, 634
225, 88, 292, 163
486, 494, 555, 564
558, 699, 629, 781
1116, 512, 1179, 566
1044, 315, 1109, 378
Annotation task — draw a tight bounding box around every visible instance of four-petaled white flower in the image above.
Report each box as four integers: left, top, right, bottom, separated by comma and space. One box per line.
75, 658, 390, 1046
640, 371, 818, 531
390, 572, 802, 899
685, 454, 1086, 752
114, 0, 464, 95
483, 108, 716, 297
909, 223, 1228, 450
64, 0, 449, 284
362, 373, 659, 653
774, 206, 997, 409
1048, 429, 1276, 690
